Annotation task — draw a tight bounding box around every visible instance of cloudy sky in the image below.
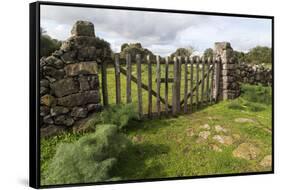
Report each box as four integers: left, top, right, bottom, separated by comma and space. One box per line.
41, 5, 272, 56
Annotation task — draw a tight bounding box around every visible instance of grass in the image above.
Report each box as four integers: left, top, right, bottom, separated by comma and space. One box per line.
40, 64, 272, 184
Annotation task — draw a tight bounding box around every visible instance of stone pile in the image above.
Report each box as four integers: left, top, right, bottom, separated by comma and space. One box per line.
237, 63, 272, 86
40, 21, 105, 137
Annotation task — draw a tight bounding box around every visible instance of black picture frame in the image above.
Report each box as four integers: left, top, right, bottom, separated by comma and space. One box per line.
30, 1, 274, 189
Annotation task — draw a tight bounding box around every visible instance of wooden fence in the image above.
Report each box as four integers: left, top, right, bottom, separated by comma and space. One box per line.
101, 53, 221, 119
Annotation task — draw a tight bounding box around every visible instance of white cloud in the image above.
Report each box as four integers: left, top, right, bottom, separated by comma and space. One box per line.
41, 5, 272, 56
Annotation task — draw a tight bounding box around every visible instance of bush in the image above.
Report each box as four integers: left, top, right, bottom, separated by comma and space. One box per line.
243, 102, 265, 112
227, 99, 245, 110
100, 104, 138, 129
240, 84, 272, 105
43, 124, 131, 185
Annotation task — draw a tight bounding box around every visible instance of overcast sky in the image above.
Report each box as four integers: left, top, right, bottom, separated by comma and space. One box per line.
41, 5, 272, 56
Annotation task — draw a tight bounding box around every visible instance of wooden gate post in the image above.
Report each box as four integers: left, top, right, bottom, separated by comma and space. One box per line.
101, 57, 108, 106
136, 54, 143, 118
126, 53, 132, 103
114, 54, 121, 104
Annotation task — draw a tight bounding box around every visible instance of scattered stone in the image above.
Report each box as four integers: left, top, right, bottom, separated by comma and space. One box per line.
71, 107, 88, 118
50, 106, 69, 116
214, 125, 228, 133
186, 128, 195, 137
210, 144, 222, 152
199, 131, 211, 139
200, 124, 211, 130
234, 118, 255, 123
212, 135, 233, 145
50, 78, 80, 98
132, 135, 143, 143
64, 61, 98, 76
259, 155, 272, 168
41, 94, 56, 107
232, 143, 260, 160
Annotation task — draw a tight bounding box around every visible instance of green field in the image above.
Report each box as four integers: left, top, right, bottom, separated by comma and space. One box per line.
41, 64, 272, 185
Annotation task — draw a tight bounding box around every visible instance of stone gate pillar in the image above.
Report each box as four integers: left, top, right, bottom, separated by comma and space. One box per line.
213, 42, 240, 100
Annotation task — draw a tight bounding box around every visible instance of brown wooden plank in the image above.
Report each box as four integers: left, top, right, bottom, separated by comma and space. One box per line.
206, 57, 211, 102
165, 57, 169, 114
184, 56, 189, 113
195, 57, 199, 109
101, 59, 108, 106
201, 57, 205, 104
172, 57, 178, 115
190, 57, 194, 112
114, 54, 121, 104
126, 53, 132, 103
177, 56, 182, 112
136, 54, 143, 118
156, 55, 161, 117
210, 60, 215, 102
119, 67, 171, 108
147, 55, 152, 117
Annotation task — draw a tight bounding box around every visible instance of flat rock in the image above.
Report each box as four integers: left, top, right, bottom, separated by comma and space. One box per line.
186, 128, 195, 137
259, 155, 272, 168
214, 125, 228, 133
64, 61, 98, 76
50, 106, 69, 116
210, 144, 222, 152
200, 124, 211, 130
50, 78, 79, 98
232, 143, 260, 160
234, 118, 255, 123
198, 131, 211, 139
212, 135, 233, 145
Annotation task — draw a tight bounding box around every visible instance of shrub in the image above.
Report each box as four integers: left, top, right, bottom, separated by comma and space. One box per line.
100, 104, 138, 129
243, 102, 265, 112
240, 84, 272, 104
43, 124, 131, 185
227, 99, 245, 110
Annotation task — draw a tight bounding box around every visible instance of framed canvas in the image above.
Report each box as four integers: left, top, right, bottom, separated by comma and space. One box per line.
29, 1, 274, 188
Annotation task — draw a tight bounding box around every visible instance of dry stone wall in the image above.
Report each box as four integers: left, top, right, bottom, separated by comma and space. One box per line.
40, 21, 104, 137
237, 63, 272, 86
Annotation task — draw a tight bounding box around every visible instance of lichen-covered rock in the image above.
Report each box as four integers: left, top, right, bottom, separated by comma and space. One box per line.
71, 107, 88, 118
50, 106, 69, 116
57, 90, 100, 107
50, 78, 79, 98
41, 94, 56, 107
71, 20, 95, 37
232, 143, 260, 160
259, 155, 272, 168
64, 61, 98, 76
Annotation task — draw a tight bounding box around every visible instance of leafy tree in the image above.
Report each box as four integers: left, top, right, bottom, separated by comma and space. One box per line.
170, 47, 194, 58
203, 48, 214, 59
246, 46, 272, 64
40, 28, 61, 58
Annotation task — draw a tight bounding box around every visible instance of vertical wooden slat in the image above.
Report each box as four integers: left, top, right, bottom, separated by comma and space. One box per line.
172, 57, 178, 115
190, 57, 194, 112
114, 54, 121, 104
195, 57, 199, 109
206, 57, 211, 102
147, 55, 152, 118
165, 57, 169, 114
201, 57, 205, 104
210, 59, 215, 103
101, 59, 108, 106
214, 57, 221, 102
177, 56, 182, 113
156, 55, 161, 117
184, 56, 189, 113
136, 54, 142, 118
126, 53, 132, 103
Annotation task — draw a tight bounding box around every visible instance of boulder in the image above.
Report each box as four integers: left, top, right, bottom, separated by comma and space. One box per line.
71, 20, 95, 37
57, 90, 100, 107
50, 78, 79, 97
64, 61, 98, 76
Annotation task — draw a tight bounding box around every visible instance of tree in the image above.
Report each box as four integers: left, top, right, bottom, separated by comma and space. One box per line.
170, 47, 194, 58
246, 46, 272, 64
203, 48, 214, 59
40, 28, 61, 57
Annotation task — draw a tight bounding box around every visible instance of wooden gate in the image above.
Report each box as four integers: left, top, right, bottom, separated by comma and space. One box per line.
101, 53, 221, 119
